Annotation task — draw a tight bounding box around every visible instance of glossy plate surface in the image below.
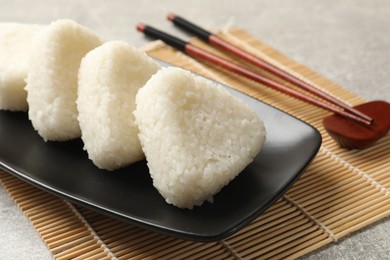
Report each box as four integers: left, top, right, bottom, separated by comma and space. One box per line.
0, 71, 321, 241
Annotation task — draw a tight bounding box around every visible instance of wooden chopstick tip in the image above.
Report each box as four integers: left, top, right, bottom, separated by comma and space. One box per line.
167, 12, 176, 21
136, 23, 145, 32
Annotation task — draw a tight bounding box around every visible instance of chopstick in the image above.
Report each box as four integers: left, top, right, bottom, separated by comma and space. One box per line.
136, 23, 372, 126
166, 13, 373, 125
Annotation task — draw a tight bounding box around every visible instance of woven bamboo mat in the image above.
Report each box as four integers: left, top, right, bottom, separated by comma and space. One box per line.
1, 27, 389, 259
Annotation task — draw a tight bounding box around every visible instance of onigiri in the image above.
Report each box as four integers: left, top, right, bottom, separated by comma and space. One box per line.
25, 19, 102, 141
0, 23, 43, 111
134, 67, 266, 209
77, 41, 160, 170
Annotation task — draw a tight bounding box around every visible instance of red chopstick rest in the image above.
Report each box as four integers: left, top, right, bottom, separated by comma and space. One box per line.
322, 100, 390, 149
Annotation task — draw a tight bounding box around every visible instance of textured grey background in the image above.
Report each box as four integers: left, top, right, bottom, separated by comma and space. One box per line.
1, 0, 389, 259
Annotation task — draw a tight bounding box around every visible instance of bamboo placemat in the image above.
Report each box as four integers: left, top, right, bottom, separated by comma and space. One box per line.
1, 27, 389, 259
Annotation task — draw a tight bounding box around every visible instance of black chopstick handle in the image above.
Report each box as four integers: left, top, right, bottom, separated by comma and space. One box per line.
141, 24, 187, 51
167, 13, 212, 41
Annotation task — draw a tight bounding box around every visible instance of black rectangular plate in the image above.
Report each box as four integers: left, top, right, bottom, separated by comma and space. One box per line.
0, 66, 321, 241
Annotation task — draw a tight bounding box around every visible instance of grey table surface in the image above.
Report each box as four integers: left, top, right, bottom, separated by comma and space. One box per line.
1, 0, 389, 259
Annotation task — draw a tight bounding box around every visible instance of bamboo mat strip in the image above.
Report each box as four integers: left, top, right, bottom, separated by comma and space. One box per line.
0, 27, 389, 259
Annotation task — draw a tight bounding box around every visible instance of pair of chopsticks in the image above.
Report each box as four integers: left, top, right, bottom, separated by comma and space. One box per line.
137, 13, 373, 126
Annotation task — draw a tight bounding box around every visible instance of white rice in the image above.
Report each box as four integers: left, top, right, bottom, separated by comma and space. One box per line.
0, 23, 43, 111
77, 41, 160, 171
134, 67, 266, 209
25, 19, 102, 141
